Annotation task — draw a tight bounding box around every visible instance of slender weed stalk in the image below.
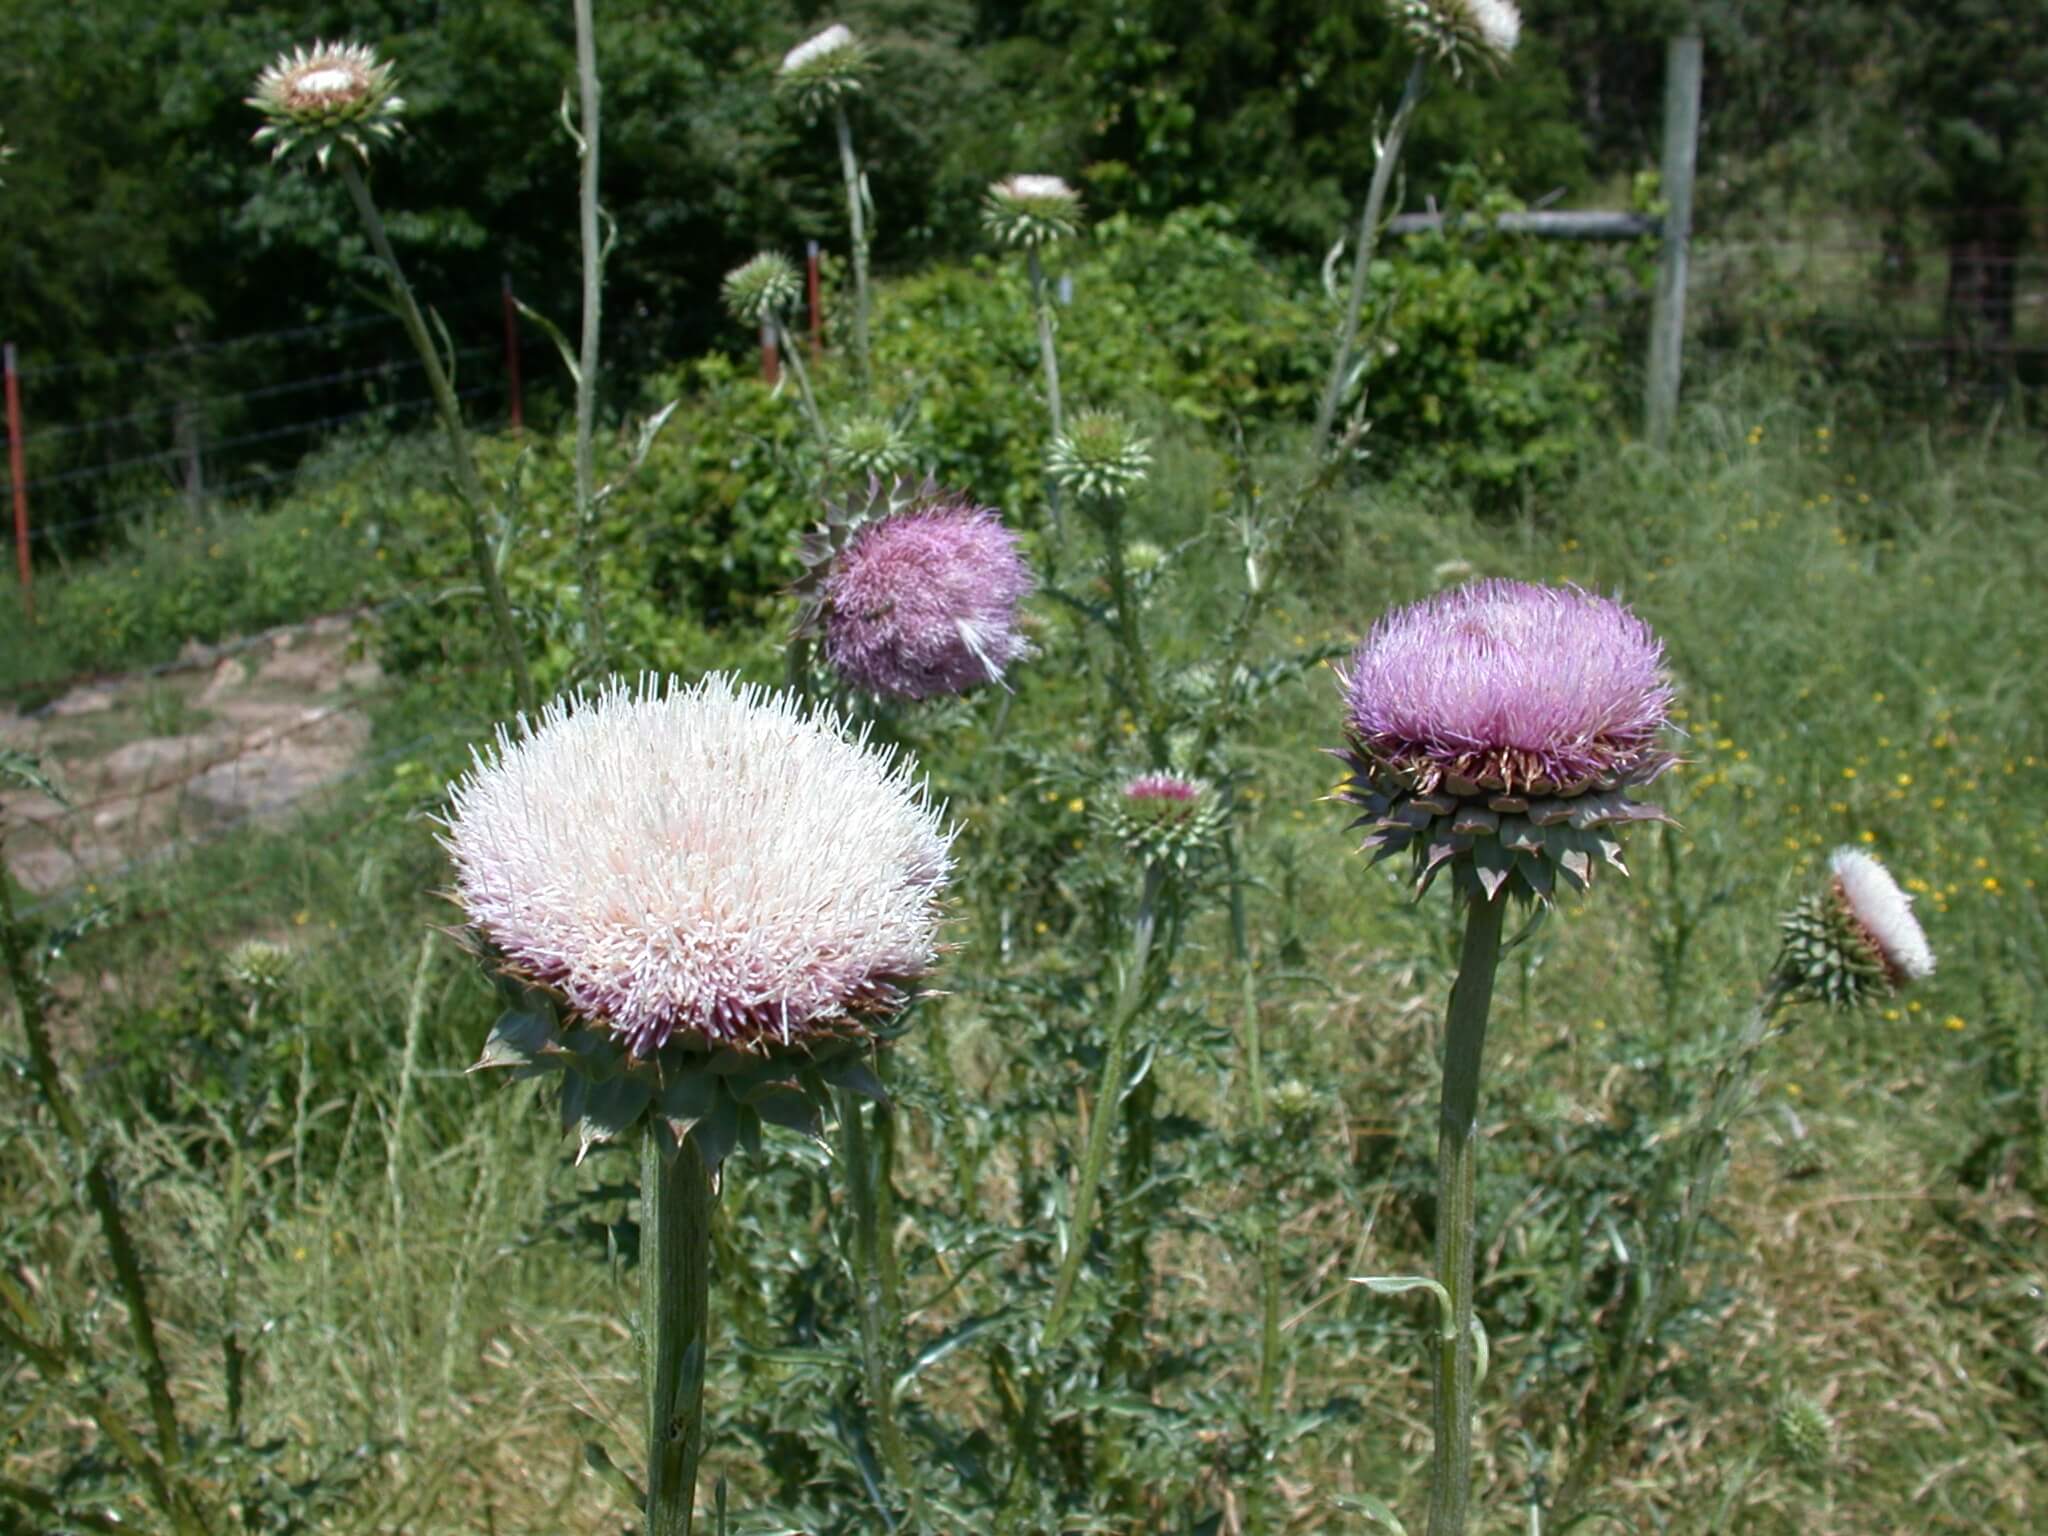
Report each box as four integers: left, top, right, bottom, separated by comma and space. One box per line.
570, 0, 611, 670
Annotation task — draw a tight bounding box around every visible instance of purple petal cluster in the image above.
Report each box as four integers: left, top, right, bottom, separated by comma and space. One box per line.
1340, 580, 1672, 796
823, 496, 1036, 700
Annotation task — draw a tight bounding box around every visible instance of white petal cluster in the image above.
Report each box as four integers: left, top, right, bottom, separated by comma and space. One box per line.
1829, 847, 1936, 982
781, 23, 856, 74
444, 675, 953, 1056
1466, 0, 1521, 58
999, 174, 1075, 201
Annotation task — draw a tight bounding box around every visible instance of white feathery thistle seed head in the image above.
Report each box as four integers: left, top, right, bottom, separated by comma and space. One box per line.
1827, 847, 1936, 983
443, 674, 954, 1058
247, 39, 406, 170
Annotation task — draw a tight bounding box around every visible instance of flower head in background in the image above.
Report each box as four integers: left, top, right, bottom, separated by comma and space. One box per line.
721, 252, 803, 327
1769, 1391, 1838, 1473
776, 23, 869, 117
982, 174, 1085, 248
1104, 772, 1225, 873
830, 412, 916, 482
0, 125, 13, 186
224, 939, 295, 999
1334, 579, 1674, 902
1774, 847, 1935, 1007
796, 478, 1036, 701
1393, 0, 1520, 77
444, 674, 953, 1060
1047, 409, 1152, 502
248, 40, 405, 169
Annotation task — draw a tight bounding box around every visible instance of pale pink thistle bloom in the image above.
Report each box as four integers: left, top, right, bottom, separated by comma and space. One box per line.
443, 674, 952, 1058
1336, 579, 1674, 901
821, 495, 1036, 701
1109, 772, 1223, 870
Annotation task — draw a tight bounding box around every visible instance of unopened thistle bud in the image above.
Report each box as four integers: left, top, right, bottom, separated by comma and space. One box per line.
1774, 848, 1935, 1007
830, 413, 915, 481
776, 24, 870, 118
224, 939, 295, 998
248, 40, 406, 170
1047, 409, 1152, 502
1334, 580, 1675, 904
1103, 772, 1225, 873
721, 252, 803, 327
982, 174, 1084, 248
1768, 1391, 1837, 1472
1393, 0, 1521, 77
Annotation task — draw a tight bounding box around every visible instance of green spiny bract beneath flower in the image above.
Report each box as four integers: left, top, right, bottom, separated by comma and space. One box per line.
1773, 847, 1935, 1007
1047, 409, 1152, 502
1768, 1391, 1837, 1472
1392, 0, 1521, 78
775, 23, 870, 119
982, 174, 1084, 248
223, 939, 295, 997
247, 40, 406, 171
1334, 579, 1675, 905
721, 252, 803, 327
830, 413, 915, 481
1100, 772, 1226, 873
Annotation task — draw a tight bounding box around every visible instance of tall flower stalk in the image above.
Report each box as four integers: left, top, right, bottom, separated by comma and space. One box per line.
445, 676, 953, 1535
777, 25, 875, 394
723, 253, 829, 448
1314, 2, 1521, 452
1048, 409, 1158, 753
570, 0, 610, 670
988, 175, 1085, 558
249, 41, 534, 714
1336, 579, 1672, 1535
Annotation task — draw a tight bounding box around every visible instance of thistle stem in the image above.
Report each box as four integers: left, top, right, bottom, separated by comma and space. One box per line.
1099, 495, 1162, 760
339, 158, 535, 715
641, 1129, 713, 1536
1026, 246, 1068, 561
832, 102, 872, 395
1312, 57, 1427, 453
571, 0, 610, 671
839, 1088, 925, 1530
772, 318, 831, 450
1425, 890, 1507, 1536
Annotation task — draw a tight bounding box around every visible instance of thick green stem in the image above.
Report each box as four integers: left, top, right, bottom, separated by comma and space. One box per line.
832, 103, 872, 395
840, 1089, 924, 1530
1312, 57, 1428, 452
772, 318, 831, 450
1, 875, 189, 1488
1026, 247, 1064, 438
570, 0, 610, 670
1425, 891, 1507, 1536
1099, 496, 1162, 760
339, 158, 535, 715
641, 1130, 713, 1536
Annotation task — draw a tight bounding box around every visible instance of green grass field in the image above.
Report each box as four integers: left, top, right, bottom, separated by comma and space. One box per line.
5, 355, 2045, 1534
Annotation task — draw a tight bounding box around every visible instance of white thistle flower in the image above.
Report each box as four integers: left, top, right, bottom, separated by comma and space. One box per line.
776, 23, 869, 116
1828, 847, 1936, 983
247, 39, 406, 170
781, 23, 856, 74
1394, 0, 1521, 76
983, 173, 1085, 247
443, 674, 954, 1058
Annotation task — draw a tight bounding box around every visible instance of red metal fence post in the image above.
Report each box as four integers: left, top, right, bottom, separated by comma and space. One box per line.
806, 240, 823, 362
4, 342, 30, 623
760, 321, 781, 386
501, 273, 525, 435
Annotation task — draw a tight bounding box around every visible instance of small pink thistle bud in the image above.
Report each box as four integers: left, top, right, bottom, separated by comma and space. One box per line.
796, 477, 1037, 702
1333, 579, 1675, 902
1105, 772, 1225, 872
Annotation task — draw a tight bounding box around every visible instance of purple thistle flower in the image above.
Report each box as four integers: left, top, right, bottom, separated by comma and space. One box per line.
1335, 580, 1675, 902
818, 488, 1036, 701
443, 674, 953, 1058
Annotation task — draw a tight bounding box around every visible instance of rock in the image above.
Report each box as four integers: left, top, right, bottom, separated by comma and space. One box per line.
49, 685, 118, 717
97, 735, 224, 792
197, 657, 252, 705
184, 706, 369, 821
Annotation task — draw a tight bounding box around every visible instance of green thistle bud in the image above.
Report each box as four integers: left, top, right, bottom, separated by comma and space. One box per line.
775, 24, 870, 119
982, 174, 1084, 248
1393, 0, 1521, 78
830, 413, 915, 481
1047, 409, 1152, 502
224, 939, 295, 998
721, 253, 803, 328
1268, 1078, 1320, 1133
1773, 848, 1935, 1008
248, 40, 406, 171
1768, 1390, 1837, 1472
1102, 772, 1225, 874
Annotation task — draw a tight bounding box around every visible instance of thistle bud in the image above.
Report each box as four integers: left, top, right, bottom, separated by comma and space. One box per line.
1768, 1391, 1837, 1472
224, 939, 294, 999
1104, 772, 1225, 873
248, 40, 406, 170
982, 174, 1084, 248
1773, 848, 1935, 1008
776, 24, 870, 118
1047, 409, 1152, 502
830, 413, 916, 482
721, 252, 803, 327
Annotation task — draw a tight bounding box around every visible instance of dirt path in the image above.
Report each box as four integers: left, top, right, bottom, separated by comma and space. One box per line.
1, 615, 382, 896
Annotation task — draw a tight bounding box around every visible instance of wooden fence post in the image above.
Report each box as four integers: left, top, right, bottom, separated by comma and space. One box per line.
5, 342, 29, 622
501, 273, 525, 435
760, 321, 780, 386
1646, 28, 1703, 448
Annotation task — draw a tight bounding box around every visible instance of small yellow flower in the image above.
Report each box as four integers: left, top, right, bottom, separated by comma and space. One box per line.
1943, 1015, 1966, 1032
1067, 796, 1086, 814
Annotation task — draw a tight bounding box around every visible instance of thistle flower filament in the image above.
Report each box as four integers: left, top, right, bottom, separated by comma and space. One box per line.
1776, 847, 1935, 1006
